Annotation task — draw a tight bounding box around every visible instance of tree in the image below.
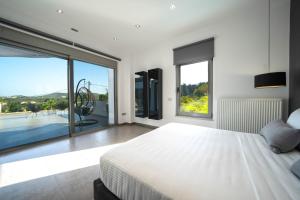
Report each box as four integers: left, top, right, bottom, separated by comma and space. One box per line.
193, 82, 208, 97
41, 99, 57, 110
47, 99, 57, 110
8, 101, 22, 112
99, 93, 108, 102
56, 100, 68, 111
181, 84, 188, 96
180, 96, 193, 104
41, 102, 49, 110
2, 104, 8, 113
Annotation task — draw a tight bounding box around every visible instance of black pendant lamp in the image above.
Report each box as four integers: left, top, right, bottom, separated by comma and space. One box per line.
254, 0, 286, 88
254, 72, 286, 88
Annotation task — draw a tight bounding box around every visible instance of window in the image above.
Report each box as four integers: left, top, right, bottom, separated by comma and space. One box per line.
0, 43, 69, 150
0, 25, 119, 151
73, 60, 115, 134
0, 42, 117, 151
176, 60, 213, 118
173, 38, 214, 118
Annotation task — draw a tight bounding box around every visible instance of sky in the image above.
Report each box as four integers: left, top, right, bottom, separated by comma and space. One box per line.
180, 61, 208, 85
0, 57, 110, 97
74, 60, 110, 95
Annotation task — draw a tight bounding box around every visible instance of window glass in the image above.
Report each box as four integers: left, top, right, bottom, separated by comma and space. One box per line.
0, 44, 69, 150
73, 60, 114, 134
178, 61, 211, 117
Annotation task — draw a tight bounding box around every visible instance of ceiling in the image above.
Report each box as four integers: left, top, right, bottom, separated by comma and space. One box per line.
0, 0, 261, 58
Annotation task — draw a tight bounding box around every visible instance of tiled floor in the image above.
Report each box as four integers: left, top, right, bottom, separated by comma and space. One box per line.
0, 124, 153, 200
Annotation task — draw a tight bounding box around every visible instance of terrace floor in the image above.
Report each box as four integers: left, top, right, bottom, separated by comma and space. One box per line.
0, 111, 109, 150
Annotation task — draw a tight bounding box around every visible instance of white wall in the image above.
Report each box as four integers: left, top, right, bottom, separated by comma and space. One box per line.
118, 0, 290, 127
117, 54, 134, 124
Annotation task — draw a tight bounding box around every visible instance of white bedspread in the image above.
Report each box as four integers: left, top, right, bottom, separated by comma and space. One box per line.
100, 123, 300, 200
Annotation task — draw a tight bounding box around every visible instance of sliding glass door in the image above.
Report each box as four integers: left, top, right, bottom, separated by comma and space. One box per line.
0, 43, 116, 151
73, 60, 115, 134
0, 43, 69, 150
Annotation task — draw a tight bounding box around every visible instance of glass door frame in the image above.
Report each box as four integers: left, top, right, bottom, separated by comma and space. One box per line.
68, 59, 118, 137
0, 39, 118, 139
0, 41, 70, 151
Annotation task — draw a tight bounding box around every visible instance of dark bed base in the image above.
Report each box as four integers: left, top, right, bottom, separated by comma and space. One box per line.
94, 179, 120, 200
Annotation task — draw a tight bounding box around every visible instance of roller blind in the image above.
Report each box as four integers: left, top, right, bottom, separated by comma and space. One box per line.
0, 25, 118, 68
173, 38, 214, 66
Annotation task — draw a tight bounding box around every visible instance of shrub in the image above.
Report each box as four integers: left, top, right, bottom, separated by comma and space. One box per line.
56, 100, 68, 110
7, 101, 23, 112
180, 95, 208, 114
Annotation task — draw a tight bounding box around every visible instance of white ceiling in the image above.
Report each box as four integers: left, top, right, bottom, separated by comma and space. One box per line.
0, 0, 261, 58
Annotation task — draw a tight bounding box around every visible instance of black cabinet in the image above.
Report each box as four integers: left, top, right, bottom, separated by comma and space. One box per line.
148, 68, 162, 120
135, 71, 148, 118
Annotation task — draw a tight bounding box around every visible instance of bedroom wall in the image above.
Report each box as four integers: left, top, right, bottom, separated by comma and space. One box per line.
124, 0, 290, 127
117, 54, 133, 124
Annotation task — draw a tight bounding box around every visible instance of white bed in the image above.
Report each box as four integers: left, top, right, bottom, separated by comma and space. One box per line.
100, 123, 300, 200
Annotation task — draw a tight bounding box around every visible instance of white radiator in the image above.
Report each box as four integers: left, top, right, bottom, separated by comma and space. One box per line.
217, 98, 283, 134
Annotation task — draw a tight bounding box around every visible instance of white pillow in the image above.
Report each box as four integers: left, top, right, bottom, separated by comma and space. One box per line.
287, 108, 300, 129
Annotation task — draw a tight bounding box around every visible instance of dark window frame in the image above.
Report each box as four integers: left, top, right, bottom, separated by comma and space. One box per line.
176, 60, 213, 118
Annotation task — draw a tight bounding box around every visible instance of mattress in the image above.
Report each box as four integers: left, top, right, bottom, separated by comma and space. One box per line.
99, 123, 300, 200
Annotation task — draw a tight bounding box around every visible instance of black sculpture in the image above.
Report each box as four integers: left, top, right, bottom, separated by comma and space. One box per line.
74, 79, 98, 126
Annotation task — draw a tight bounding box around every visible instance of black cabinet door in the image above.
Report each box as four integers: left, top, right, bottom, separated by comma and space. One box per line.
135, 71, 148, 118
148, 68, 162, 120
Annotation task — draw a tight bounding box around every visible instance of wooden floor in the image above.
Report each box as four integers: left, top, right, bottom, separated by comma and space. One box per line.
0, 124, 153, 200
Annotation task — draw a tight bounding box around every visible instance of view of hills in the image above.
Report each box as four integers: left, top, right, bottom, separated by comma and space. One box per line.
0, 92, 68, 99
0, 92, 69, 113
0, 91, 108, 113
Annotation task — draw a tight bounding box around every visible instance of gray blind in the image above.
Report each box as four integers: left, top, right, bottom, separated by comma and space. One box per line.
173, 38, 214, 66
0, 25, 118, 68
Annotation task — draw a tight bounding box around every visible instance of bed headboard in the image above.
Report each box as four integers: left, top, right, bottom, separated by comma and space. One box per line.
217, 98, 283, 134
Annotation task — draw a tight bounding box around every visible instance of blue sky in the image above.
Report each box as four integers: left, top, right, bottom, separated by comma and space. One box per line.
74, 60, 110, 95
0, 57, 110, 97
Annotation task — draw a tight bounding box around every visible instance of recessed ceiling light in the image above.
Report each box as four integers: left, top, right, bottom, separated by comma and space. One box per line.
56, 9, 64, 14
70, 28, 79, 32
113, 37, 118, 41
135, 24, 141, 29
170, 4, 176, 10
